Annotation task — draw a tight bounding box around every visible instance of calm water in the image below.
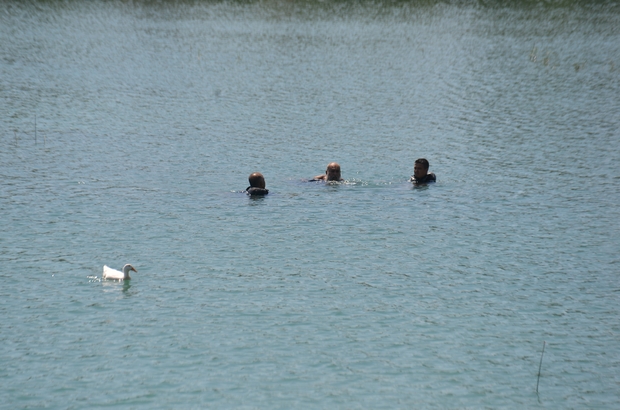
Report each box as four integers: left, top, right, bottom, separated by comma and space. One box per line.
1, 0, 619, 408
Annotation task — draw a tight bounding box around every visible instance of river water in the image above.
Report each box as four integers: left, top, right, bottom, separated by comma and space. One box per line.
1, 0, 619, 408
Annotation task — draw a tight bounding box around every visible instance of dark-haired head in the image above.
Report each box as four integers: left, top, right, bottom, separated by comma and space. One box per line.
414, 158, 429, 170
248, 172, 266, 189
413, 158, 430, 181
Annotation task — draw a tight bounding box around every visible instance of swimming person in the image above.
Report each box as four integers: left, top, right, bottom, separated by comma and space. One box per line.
410, 158, 436, 184
311, 162, 344, 182
246, 172, 269, 196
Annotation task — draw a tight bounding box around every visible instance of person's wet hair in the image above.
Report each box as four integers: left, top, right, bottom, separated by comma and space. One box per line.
248, 172, 266, 188
414, 158, 429, 170
246, 172, 269, 196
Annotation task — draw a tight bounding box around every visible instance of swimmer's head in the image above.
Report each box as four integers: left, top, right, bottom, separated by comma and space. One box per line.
248, 172, 266, 189
414, 158, 429, 180
325, 162, 342, 181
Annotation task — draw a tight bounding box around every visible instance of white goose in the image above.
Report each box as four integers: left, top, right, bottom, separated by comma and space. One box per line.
103, 264, 137, 280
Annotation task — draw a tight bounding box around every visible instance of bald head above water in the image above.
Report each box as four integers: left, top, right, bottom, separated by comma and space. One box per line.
248, 172, 266, 189
312, 162, 343, 182
325, 162, 342, 181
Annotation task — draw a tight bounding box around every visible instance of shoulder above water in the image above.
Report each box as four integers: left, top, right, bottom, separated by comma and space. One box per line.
246, 186, 269, 196
308, 176, 345, 182
410, 173, 436, 184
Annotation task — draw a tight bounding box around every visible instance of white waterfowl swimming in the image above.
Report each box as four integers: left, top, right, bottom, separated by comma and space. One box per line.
103, 264, 137, 280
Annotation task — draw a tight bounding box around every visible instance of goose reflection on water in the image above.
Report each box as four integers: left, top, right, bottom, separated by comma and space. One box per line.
101, 279, 134, 296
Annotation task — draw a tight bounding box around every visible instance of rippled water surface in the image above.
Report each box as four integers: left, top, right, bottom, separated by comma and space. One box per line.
1, 1, 619, 408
